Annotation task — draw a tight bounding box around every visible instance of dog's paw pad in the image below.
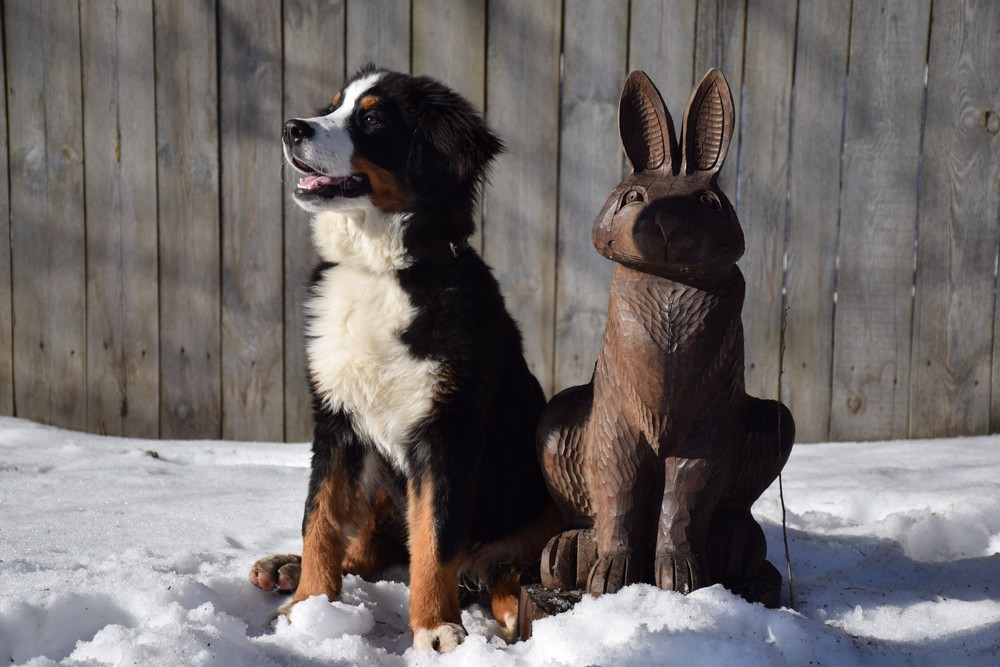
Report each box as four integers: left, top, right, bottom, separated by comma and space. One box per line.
249, 554, 302, 593
413, 623, 467, 652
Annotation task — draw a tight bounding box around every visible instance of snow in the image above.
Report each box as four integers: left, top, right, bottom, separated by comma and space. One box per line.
1, 415, 999, 666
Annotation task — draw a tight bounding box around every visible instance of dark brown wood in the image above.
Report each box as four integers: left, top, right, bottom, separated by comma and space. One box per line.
537, 70, 793, 606
518, 583, 583, 641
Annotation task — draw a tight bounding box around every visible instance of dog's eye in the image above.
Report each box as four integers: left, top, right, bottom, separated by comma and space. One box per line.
699, 191, 722, 212
362, 112, 383, 129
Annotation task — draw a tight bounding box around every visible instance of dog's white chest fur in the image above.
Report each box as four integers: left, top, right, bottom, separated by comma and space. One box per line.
306, 213, 439, 474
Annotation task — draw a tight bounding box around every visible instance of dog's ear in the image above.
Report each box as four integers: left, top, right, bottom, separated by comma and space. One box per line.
406, 80, 504, 199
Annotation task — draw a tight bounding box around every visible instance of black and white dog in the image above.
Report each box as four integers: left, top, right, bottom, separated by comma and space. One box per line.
249, 65, 558, 652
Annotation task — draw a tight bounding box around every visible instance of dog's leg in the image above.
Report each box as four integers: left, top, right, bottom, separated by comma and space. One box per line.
282, 460, 356, 614
487, 567, 522, 643
342, 485, 407, 580
407, 475, 465, 652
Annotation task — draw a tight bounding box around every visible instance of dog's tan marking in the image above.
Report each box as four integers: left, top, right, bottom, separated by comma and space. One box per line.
359, 94, 379, 111
350, 155, 416, 213
342, 486, 406, 579
292, 473, 350, 605
489, 568, 522, 643
331, 91, 342, 107
407, 477, 462, 635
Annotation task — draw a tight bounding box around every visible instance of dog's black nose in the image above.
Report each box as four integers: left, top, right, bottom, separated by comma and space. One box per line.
283, 119, 313, 144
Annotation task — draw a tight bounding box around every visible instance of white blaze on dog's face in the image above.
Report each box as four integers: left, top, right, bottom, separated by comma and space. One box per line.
283, 70, 415, 216
283, 70, 416, 271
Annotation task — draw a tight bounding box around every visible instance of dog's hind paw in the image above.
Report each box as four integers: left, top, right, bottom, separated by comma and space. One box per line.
249, 554, 302, 593
412, 623, 467, 652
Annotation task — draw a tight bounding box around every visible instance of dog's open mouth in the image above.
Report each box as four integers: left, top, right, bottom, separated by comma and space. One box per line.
292, 157, 371, 200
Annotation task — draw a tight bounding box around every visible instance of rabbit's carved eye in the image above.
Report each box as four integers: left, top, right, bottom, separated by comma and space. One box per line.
699, 191, 722, 213
619, 189, 645, 210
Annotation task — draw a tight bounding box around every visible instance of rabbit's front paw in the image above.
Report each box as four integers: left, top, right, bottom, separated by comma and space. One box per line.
654, 551, 705, 594
541, 528, 597, 590
586, 551, 644, 595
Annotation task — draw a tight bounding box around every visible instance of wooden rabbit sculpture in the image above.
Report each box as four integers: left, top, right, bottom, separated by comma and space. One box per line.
538, 69, 794, 604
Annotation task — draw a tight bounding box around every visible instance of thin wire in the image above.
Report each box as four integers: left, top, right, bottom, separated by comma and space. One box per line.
778, 305, 794, 609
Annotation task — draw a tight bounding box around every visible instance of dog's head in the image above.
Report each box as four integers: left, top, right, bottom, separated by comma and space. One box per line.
283, 65, 503, 217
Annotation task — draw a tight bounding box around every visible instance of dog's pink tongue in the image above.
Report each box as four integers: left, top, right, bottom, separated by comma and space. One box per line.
298, 174, 337, 190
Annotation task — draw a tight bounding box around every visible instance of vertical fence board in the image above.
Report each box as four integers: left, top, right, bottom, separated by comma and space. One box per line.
485, 0, 562, 394
553, 1, 626, 391
282, 0, 345, 442
155, 0, 222, 438
0, 10, 11, 416
346, 0, 410, 74
694, 0, 746, 199
6, 0, 87, 430
628, 0, 697, 115
219, 0, 284, 441
412, 0, 487, 252
912, 0, 1000, 437
738, 0, 796, 402
82, 0, 159, 437
783, 0, 851, 443
830, 0, 931, 441
412, 0, 485, 103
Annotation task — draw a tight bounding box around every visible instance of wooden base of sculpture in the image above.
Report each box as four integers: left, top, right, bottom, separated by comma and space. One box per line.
517, 561, 782, 641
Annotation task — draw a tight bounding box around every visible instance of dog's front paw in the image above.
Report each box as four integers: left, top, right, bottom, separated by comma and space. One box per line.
249, 554, 302, 593
412, 623, 467, 653
276, 598, 295, 619
586, 551, 644, 596
654, 551, 705, 594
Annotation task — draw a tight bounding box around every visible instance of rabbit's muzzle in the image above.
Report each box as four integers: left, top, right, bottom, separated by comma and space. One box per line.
593, 195, 744, 275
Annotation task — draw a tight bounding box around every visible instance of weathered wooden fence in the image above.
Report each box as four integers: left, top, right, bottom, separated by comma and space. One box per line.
0, 0, 998, 443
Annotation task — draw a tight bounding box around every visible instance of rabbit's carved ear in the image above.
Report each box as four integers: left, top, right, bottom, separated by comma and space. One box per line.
681, 68, 735, 177
619, 70, 679, 174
